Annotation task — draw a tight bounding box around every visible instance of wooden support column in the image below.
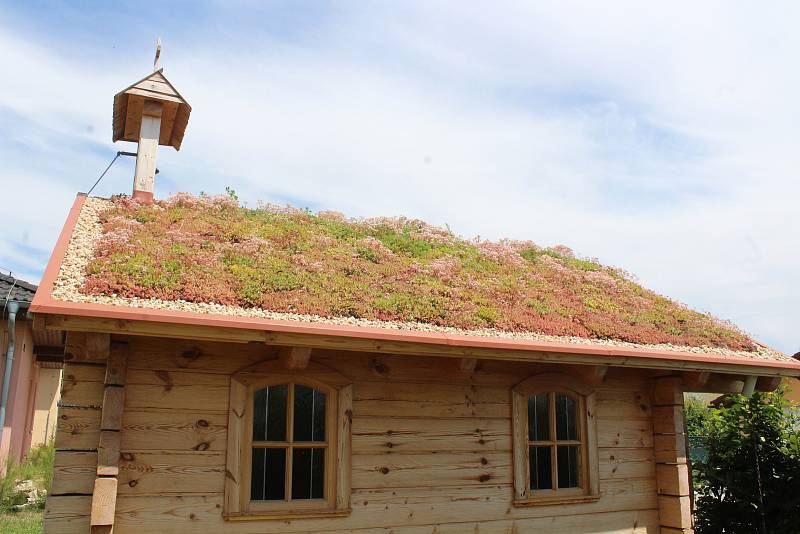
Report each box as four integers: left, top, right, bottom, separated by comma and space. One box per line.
132, 100, 162, 203
90, 341, 128, 533
652, 375, 694, 534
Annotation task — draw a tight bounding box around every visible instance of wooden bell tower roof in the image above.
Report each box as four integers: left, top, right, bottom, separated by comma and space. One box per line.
112, 69, 191, 151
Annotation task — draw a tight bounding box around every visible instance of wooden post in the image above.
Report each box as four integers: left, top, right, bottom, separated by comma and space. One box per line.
652, 375, 694, 533
132, 100, 162, 203
91, 341, 128, 532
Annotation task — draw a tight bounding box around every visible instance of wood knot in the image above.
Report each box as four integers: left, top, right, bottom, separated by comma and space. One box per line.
386, 442, 393, 448
189, 513, 196, 520
370, 358, 390, 376
478, 474, 493, 483
196, 419, 209, 428
128, 480, 138, 487
154, 370, 173, 391
478, 439, 486, 445
193, 441, 210, 451
120, 452, 135, 462
181, 348, 202, 361
480, 457, 488, 465
380, 467, 390, 475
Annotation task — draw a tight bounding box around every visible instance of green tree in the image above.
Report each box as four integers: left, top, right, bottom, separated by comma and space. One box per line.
686, 389, 800, 534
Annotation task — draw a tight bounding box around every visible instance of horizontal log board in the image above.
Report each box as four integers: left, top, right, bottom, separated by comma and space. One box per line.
124, 383, 230, 413
44, 498, 658, 534
50, 448, 656, 497
54, 407, 101, 450
598, 448, 656, 480
352, 451, 513, 489
352, 417, 511, 453
61, 379, 104, 407
123, 337, 273, 374
55, 409, 227, 452
596, 419, 654, 449
117, 451, 225, 495
351, 449, 654, 490
353, 382, 511, 418
52, 451, 97, 495
46, 335, 665, 534
120, 410, 228, 451
46, 480, 657, 533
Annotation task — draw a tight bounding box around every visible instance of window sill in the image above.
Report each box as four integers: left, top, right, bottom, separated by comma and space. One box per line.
513, 494, 600, 507
224, 509, 352, 522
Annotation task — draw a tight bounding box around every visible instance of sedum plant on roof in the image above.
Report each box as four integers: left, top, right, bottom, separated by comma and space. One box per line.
81, 193, 756, 351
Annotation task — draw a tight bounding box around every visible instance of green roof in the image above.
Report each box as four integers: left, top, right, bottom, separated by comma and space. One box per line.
72, 193, 761, 353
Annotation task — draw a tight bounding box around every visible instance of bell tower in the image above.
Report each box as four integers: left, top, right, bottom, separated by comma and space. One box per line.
112, 40, 192, 203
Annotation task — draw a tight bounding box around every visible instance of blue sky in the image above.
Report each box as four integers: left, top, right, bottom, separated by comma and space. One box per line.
0, 1, 798, 354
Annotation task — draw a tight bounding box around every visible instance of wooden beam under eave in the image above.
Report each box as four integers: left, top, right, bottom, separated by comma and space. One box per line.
756, 375, 782, 392
683, 372, 781, 394
447, 357, 478, 377
682, 373, 745, 394
573, 364, 609, 385
64, 331, 110, 361
682, 371, 710, 390
41, 314, 800, 377
279, 346, 312, 370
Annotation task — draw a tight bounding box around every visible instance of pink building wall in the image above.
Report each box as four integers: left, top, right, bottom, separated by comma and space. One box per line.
0, 317, 39, 466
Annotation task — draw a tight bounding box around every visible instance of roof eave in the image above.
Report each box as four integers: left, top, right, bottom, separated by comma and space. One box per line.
31, 193, 800, 378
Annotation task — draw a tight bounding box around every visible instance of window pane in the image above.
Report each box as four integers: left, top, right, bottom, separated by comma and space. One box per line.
528, 394, 549, 441
557, 445, 580, 489
555, 394, 577, 441
529, 446, 553, 490
293, 385, 326, 442
291, 448, 325, 499
251, 447, 286, 500
253, 384, 288, 442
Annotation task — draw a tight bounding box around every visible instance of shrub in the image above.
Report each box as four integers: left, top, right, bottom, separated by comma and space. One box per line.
687, 389, 800, 534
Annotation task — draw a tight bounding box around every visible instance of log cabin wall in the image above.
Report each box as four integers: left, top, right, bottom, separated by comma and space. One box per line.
45, 334, 662, 533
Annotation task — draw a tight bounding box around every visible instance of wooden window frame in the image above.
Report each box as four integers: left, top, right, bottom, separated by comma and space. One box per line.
511, 373, 600, 506
224, 358, 352, 521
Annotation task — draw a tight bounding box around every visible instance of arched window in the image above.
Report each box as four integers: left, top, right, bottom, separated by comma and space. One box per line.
512, 373, 599, 505
224, 357, 352, 519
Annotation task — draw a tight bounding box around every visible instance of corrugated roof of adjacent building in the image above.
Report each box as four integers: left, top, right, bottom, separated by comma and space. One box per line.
1, 272, 38, 305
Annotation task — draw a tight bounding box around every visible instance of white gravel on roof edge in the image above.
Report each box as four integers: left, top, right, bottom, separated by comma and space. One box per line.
50, 196, 791, 363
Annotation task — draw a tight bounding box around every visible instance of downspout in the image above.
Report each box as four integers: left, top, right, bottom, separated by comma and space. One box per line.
0, 301, 19, 444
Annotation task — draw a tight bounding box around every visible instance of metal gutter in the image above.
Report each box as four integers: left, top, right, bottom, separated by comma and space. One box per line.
29, 193, 800, 376
0, 301, 19, 444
